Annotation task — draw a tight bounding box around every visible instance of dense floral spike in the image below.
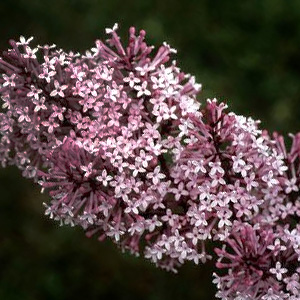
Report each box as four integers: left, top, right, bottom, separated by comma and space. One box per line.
0, 24, 202, 269
0, 24, 299, 299
214, 224, 300, 299
171, 99, 288, 241
213, 131, 300, 299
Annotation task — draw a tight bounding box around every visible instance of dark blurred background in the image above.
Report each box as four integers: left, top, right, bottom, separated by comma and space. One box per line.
1, 0, 300, 299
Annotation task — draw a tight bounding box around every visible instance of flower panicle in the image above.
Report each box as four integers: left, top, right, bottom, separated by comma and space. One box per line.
0, 24, 300, 300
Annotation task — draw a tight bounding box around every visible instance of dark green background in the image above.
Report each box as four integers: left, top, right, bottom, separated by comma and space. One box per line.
1, 1, 300, 299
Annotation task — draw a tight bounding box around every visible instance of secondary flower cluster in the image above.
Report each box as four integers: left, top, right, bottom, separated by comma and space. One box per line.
0, 24, 299, 299
212, 132, 300, 299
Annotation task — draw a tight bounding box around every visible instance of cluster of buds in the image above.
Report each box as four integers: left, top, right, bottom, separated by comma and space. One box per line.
0, 24, 299, 299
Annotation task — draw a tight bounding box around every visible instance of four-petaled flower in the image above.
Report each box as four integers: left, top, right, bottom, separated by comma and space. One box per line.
123, 72, 140, 88
146, 166, 166, 185
270, 262, 288, 281
134, 81, 151, 97
96, 169, 113, 186
50, 80, 68, 97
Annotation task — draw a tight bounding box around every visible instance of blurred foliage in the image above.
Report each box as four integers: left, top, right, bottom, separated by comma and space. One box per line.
1, 0, 300, 299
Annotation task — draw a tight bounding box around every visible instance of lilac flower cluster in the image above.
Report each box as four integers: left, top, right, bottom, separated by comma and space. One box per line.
212, 132, 300, 299
0, 24, 299, 299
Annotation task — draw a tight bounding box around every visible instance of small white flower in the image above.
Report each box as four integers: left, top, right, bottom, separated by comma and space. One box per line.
105, 23, 118, 34
16, 36, 34, 46
270, 262, 288, 281
123, 72, 140, 88
134, 81, 151, 97
96, 169, 113, 186
50, 80, 68, 97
